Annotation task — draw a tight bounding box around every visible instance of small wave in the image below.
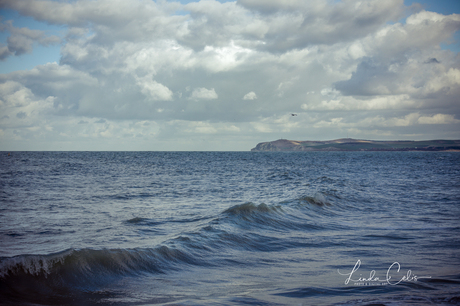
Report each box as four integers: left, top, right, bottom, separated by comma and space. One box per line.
222, 202, 291, 230
298, 193, 331, 206
126, 215, 211, 226
5, 231, 25, 237
275, 284, 404, 298
223, 202, 281, 215
364, 233, 412, 241
218, 202, 325, 234
425, 277, 460, 285
126, 217, 149, 224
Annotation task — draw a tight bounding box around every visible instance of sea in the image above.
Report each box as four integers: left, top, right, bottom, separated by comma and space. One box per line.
1, 151, 459, 306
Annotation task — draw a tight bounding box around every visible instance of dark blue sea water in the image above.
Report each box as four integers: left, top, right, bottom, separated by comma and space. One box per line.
1, 151, 459, 305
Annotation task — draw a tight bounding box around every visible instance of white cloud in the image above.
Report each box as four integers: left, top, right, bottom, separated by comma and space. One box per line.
190, 87, 218, 100
185, 121, 218, 134
418, 114, 460, 125
317, 113, 460, 129
302, 94, 415, 111
136, 76, 173, 101
243, 91, 257, 100
0, 80, 56, 138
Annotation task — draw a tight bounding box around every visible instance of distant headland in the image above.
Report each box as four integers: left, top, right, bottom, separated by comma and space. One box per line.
251, 138, 460, 152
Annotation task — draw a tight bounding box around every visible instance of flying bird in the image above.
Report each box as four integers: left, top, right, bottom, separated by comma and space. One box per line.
291, 113, 297, 116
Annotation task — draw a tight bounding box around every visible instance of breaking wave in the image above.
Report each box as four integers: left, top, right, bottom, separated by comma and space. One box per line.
0, 246, 204, 305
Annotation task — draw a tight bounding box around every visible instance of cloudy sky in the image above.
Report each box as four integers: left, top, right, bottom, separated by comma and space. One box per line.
0, 0, 459, 151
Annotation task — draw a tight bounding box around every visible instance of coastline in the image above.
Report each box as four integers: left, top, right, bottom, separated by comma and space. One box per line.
251, 138, 460, 152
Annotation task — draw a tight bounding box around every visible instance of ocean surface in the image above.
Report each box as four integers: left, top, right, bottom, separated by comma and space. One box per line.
1, 151, 459, 305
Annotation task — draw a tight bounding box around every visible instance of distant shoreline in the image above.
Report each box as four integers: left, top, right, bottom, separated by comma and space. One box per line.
251, 138, 460, 152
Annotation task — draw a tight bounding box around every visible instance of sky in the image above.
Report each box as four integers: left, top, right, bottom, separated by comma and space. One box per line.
0, 0, 459, 151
